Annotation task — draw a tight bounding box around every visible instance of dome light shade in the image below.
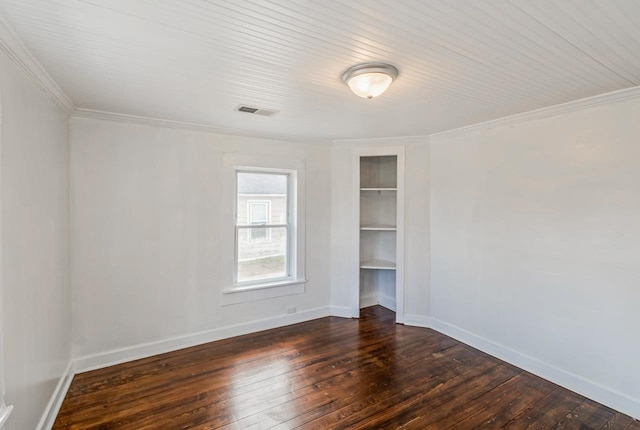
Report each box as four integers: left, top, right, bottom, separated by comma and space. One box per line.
341, 63, 398, 99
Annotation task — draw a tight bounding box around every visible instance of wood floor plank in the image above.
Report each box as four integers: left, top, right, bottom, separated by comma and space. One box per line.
168, 326, 446, 428
247, 343, 471, 429
219, 335, 459, 428
52, 306, 639, 430
600, 413, 636, 430
273, 343, 475, 429
330, 359, 510, 429
501, 385, 584, 429
438, 372, 554, 429
552, 399, 626, 430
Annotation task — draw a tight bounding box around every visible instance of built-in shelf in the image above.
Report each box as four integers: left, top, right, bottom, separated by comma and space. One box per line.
358, 154, 400, 314
360, 259, 396, 270
358, 153, 404, 322
360, 187, 397, 191
360, 224, 397, 231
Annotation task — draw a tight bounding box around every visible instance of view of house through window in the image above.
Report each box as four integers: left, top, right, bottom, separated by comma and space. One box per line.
248, 201, 270, 241
236, 171, 289, 283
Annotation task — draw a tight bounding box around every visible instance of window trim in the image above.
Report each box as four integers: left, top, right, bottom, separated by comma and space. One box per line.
221, 153, 306, 305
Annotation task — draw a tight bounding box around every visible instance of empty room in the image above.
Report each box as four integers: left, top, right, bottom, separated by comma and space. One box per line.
0, 0, 639, 429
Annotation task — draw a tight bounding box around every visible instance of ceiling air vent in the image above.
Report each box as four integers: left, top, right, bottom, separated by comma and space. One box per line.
235, 105, 279, 117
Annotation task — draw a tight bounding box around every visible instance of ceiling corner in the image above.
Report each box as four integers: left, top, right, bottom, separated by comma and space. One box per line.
0, 15, 75, 114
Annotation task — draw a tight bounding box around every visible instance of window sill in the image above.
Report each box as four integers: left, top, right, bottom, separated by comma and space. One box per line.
221, 279, 306, 305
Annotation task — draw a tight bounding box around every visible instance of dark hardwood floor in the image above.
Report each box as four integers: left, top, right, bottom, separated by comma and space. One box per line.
54, 306, 639, 429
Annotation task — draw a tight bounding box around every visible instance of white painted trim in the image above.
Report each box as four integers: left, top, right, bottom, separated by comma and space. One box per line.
359, 293, 378, 309
220, 280, 305, 306
403, 314, 431, 328
0, 17, 74, 114
395, 149, 405, 324
72, 109, 328, 146
0, 92, 7, 430
332, 86, 640, 145
378, 292, 396, 312
329, 306, 353, 318
351, 146, 406, 323
431, 85, 640, 141
223, 278, 306, 294
73, 306, 331, 374
429, 317, 640, 420
222, 154, 306, 306
333, 135, 430, 146
35, 361, 74, 430
72, 108, 228, 133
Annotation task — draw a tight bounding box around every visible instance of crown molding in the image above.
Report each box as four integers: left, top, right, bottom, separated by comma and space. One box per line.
431, 85, 640, 141
332, 134, 430, 146
72, 108, 231, 133
72, 108, 329, 146
0, 16, 75, 114
333, 85, 640, 145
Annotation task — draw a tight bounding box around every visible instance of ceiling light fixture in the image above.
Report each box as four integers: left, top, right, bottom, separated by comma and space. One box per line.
341, 62, 399, 99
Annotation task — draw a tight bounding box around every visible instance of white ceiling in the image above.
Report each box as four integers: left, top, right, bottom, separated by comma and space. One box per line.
2, 0, 640, 141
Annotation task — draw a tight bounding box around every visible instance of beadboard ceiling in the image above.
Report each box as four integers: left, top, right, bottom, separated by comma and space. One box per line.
2, 0, 640, 141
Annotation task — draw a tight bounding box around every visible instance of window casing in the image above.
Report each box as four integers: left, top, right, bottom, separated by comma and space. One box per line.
221, 153, 305, 305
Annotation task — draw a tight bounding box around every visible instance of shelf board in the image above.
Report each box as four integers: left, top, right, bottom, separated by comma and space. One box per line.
360, 259, 396, 270
360, 187, 397, 191
360, 224, 397, 231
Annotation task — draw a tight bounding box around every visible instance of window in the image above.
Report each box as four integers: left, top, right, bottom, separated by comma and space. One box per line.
235, 170, 291, 284
221, 153, 305, 304
248, 201, 270, 241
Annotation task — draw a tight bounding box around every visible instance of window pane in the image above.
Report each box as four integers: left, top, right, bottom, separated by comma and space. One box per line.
250, 226, 268, 240
249, 202, 268, 224
237, 172, 287, 225
237, 227, 287, 282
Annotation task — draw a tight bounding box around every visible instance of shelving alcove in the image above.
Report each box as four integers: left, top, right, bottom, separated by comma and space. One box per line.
352, 147, 405, 323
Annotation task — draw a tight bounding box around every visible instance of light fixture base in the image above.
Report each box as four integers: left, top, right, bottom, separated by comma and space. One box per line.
341, 62, 399, 83
341, 62, 399, 99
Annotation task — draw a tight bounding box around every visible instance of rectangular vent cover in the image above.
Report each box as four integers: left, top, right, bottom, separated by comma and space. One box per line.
235, 105, 279, 117
238, 106, 258, 113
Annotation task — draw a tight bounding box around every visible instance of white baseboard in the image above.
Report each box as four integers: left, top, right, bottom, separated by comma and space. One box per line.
359, 294, 378, 309
74, 306, 331, 373
41, 309, 640, 426
329, 305, 355, 318
403, 314, 431, 328
358, 293, 396, 313
429, 317, 640, 420
36, 361, 74, 430
378, 292, 396, 312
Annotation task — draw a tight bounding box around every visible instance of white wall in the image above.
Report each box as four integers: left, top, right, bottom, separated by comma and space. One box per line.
70, 118, 331, 358
329, 146, 355, 316
430, 97, 640, 418
0, 50, 71, 430
329, 140, 431, 322
403, 142, 431, 322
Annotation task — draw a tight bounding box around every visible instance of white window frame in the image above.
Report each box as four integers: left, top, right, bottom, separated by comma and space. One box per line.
235, 169, 290, 284
221, 153, 306, 305
247, 200, 271, 242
